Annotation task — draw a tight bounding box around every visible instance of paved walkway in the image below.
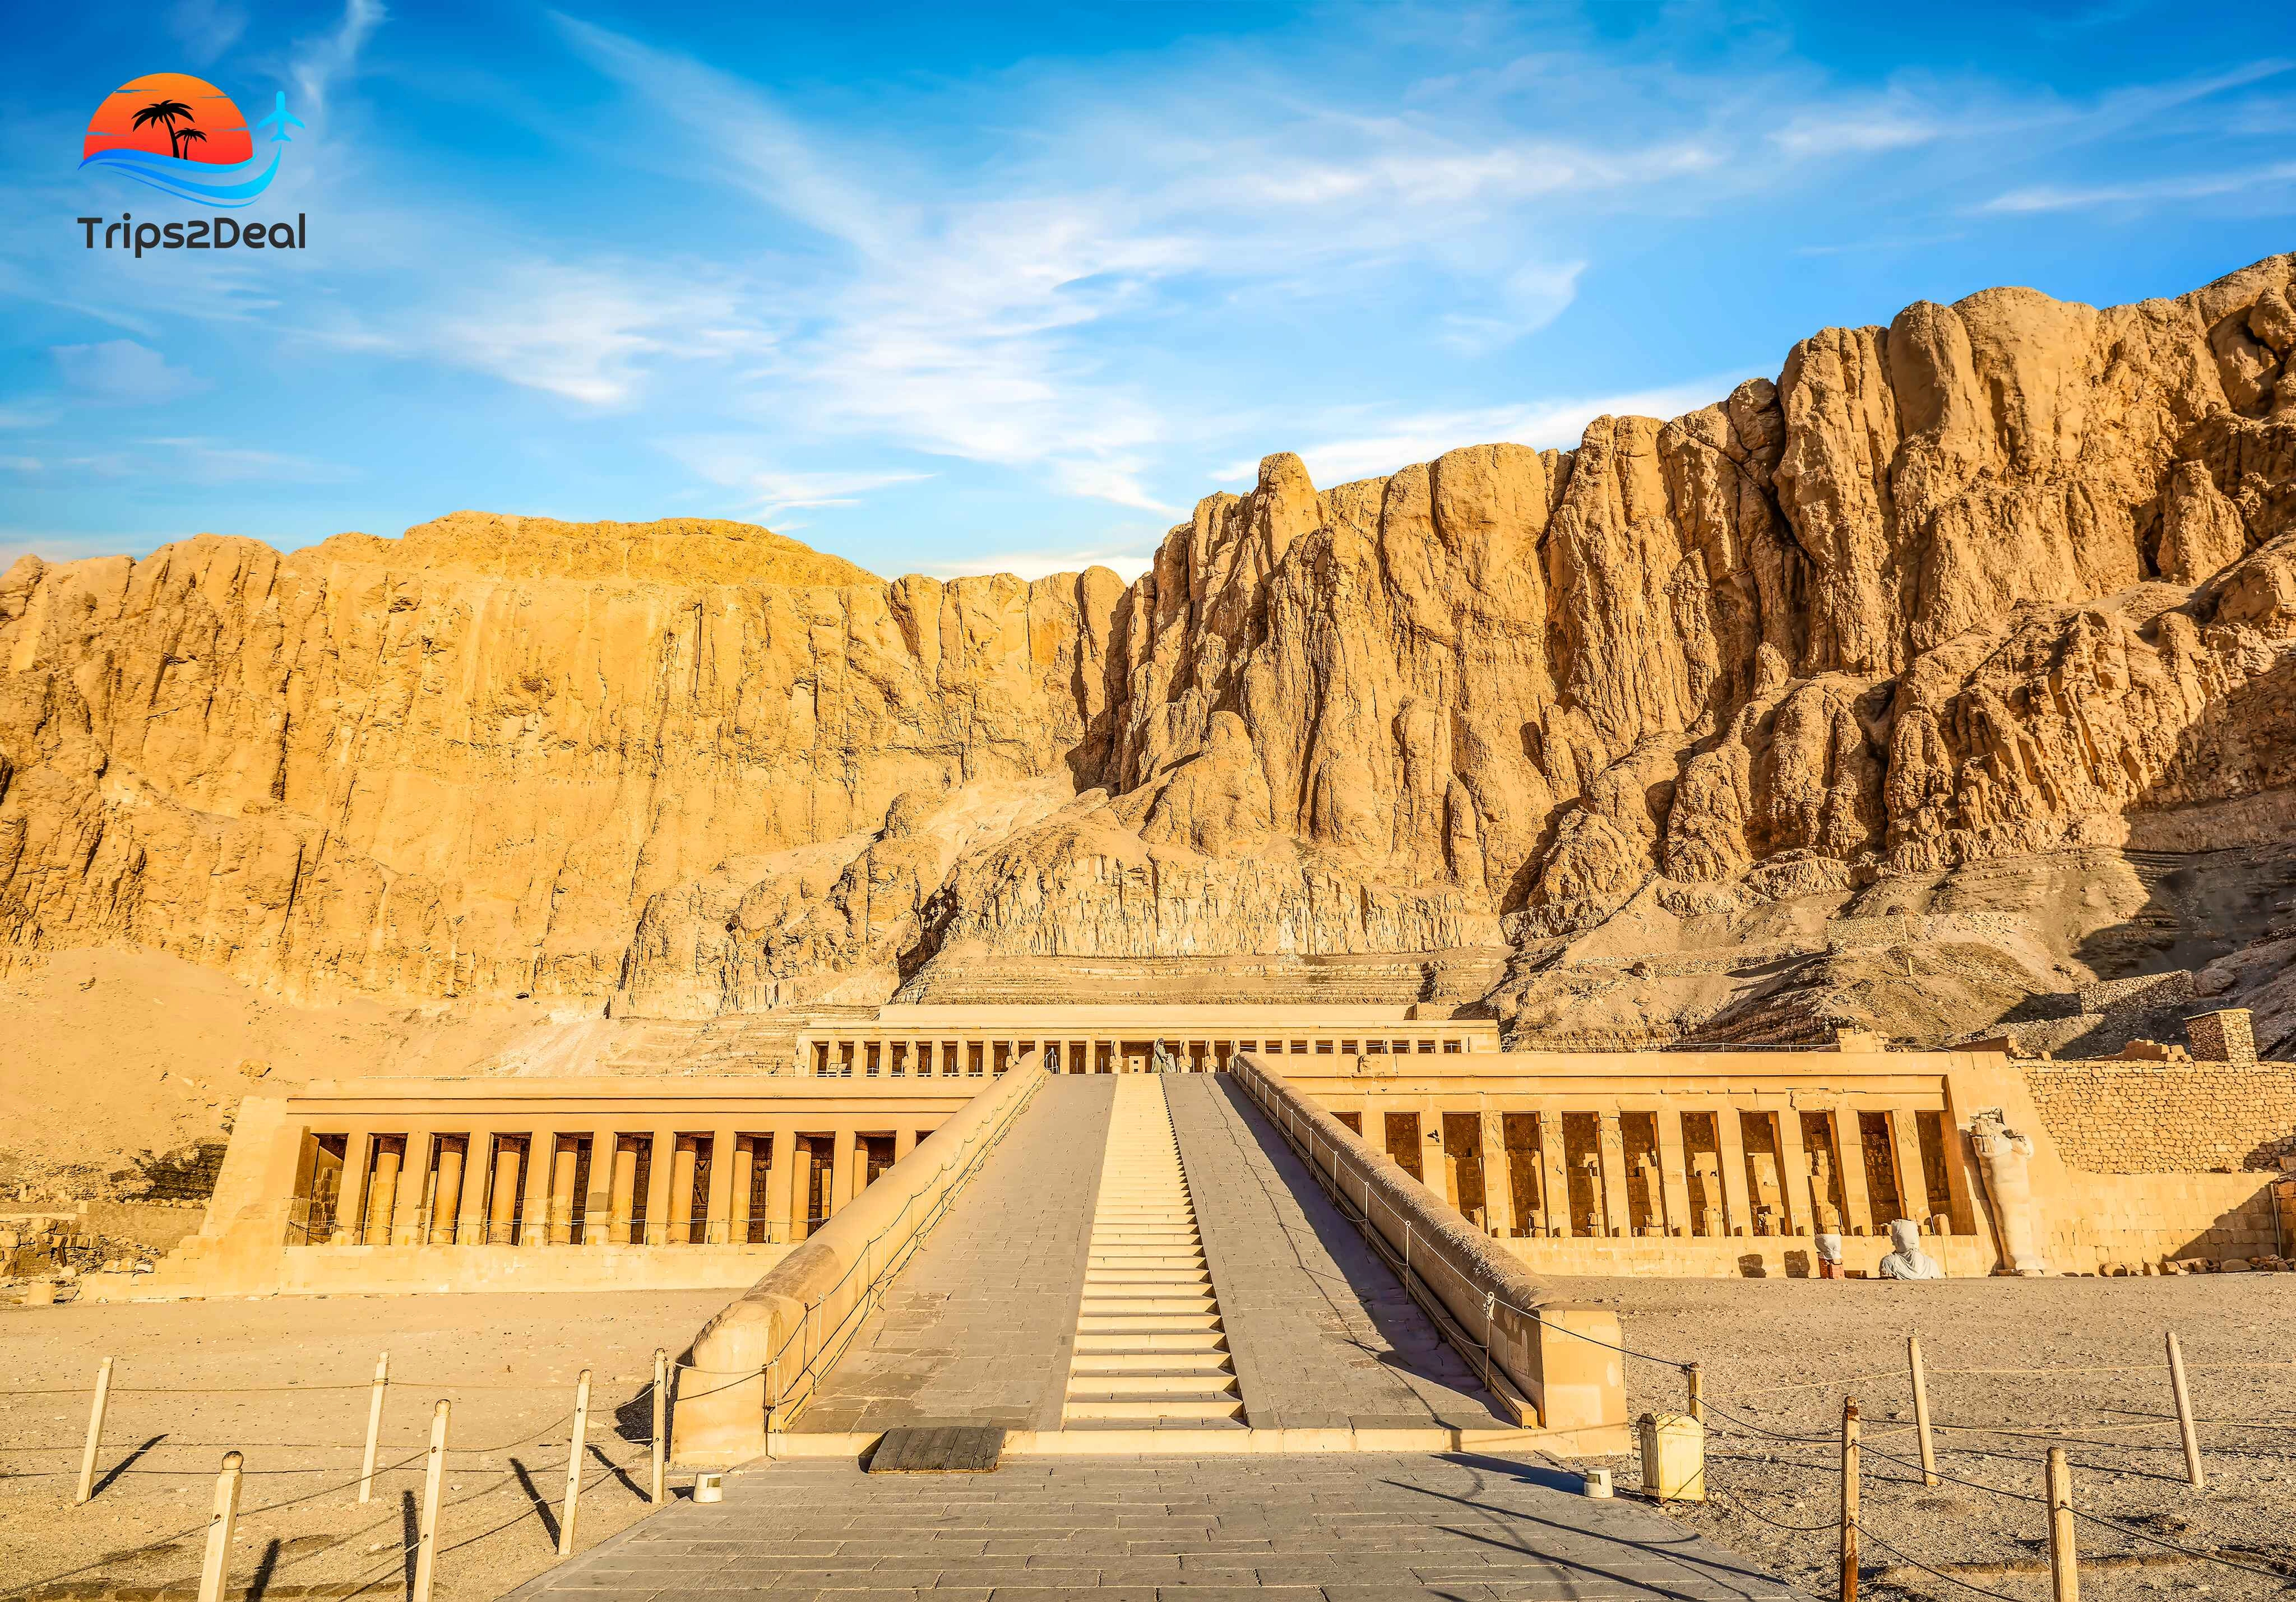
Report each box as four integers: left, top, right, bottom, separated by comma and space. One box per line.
1166, 1076, 1506, 1433
794, 1076, 1114, 1435
504, 1452, 1800, 1599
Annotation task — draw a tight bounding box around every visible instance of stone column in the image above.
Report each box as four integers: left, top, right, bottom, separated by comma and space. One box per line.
548, 1138, 580, 1245
666, 1137, 698, 1245
1534, 1103, 1570, 1237
1775, 1106, 1811, 1236
584, 1127, 617, 1246
1937, 1105, 1979, 1235
1888, 1109, 1929, 1226
1834, 1111, 1875, 1234
487, 1136, 522, 1245
1595, 1112, 1631, 1238
706, 1129, 738, 1244
1476, 1104, 1513, 1237
429, 1137, 466, 1247
894, 1127, 916, 1163
608, 1137, 639, 1246
769, 1128, 801, 1241
644, 1131, 679, 1246
363, 1138, 403, 1246
455, 1128, 493, 1245
391, 1132, 436, 1246
518, 1131, 557, 1246
1714, 1106, 1754, 1237
823, 1128, 848, 1219
1654, 1111, 1692, 1238
332, 1124, 376, 1245
728, 1136, 756, 1246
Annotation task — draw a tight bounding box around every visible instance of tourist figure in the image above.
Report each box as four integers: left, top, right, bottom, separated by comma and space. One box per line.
1878, 1218, 1945, 1280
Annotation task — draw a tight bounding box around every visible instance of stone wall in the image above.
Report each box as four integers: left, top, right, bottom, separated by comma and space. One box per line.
2024, 1059, 2296, 1173
2074, 970, 2196, 1017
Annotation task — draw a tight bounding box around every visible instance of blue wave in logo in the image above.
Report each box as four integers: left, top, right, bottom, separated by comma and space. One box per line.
80, 146, 281, 207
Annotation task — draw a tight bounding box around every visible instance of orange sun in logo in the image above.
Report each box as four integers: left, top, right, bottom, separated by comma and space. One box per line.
84, 72, 253, 166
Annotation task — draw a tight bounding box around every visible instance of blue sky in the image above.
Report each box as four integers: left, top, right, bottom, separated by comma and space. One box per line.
2, 3, 2291, 580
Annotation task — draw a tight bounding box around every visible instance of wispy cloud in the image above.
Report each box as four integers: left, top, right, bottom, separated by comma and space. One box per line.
140, 438, 361, 485
657, 439, 931, 517
1982, 160, 2296, 213
425, 267, 764, 406
291, 0, 385, 114
51, 341, 203, 405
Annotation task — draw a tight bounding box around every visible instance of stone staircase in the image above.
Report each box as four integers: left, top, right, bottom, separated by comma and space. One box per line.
1062, 1077, 1246, 1428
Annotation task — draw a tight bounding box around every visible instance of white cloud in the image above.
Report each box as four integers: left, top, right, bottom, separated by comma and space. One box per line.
1, 456, 42, 473
51, 341, 203, 405
657, 439, 931, 517
422, 268, 763, 406
1982, 161, 2296, 214
1216, 379, 1746, 488
1769, 110, 1943, 158
0, 405, 53, 429
1047, 460, 1179, 515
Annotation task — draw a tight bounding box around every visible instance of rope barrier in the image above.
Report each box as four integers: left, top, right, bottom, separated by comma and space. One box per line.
1857, 1524, 2030, 1602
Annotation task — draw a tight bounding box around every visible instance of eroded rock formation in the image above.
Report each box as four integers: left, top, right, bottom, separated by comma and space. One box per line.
4, 257, 2295, 1045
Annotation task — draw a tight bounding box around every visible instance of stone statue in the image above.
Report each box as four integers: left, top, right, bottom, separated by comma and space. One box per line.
1151, 1038, 1178, 1075
1969, 1109, 2050, 1276
1877, 1219, 1944, 1280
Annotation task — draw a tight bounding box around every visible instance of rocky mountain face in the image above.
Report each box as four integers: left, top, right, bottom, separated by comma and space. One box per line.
4, 257, 2295, 1049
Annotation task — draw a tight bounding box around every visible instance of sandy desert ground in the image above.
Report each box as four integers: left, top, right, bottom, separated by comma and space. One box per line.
1568, 1274, 2296, 1600
0, 1289, 732, 1601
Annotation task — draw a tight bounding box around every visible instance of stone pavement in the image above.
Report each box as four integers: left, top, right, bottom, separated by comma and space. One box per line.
1165, 1076, 1506, 1433
794, 1076, 1114, 1435
503, 1451, 1802, 1599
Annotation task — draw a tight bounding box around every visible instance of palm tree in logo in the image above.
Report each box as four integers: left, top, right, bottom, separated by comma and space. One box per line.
177, 127, 208, 160
131, 98, 198, 159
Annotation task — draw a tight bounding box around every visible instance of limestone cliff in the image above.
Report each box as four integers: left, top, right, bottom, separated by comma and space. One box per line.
4, 257, 2295, 1048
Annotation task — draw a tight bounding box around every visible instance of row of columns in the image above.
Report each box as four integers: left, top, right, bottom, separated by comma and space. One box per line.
318, 1121, 927, 1248
1358, 1099, 1976, 1241
806, 1034, 1475, 1076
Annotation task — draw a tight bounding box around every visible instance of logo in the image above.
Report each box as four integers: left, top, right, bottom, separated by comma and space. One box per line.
80, 72, 301, 208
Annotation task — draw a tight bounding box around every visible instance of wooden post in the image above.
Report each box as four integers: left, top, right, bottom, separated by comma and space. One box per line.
410, 1400, 449, 1602
195, 1451, 244, 1602
651, 1348, 668, 1504
558, 1369, 591, 1557
2166, 1331, 2204, 1488
1908, 1335, 1937, 1487
1839, 1398, 1860, 1602
2046, 1446, 2080, 1602
358, 1350, 390, 1504
1685, 1363, 1705, 1425
74, 1355, 115, 1505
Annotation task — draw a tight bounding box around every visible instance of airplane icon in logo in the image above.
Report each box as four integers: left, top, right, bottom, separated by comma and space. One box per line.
252, 91, 305, 143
